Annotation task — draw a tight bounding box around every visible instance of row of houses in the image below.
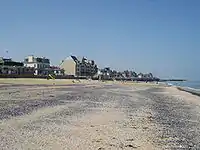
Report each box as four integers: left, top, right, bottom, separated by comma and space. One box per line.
98, 67, 155, 80
0, 57, 34, 75
0, 55, 98, 77
0, 54, 157, 80
0, 56, 64, 76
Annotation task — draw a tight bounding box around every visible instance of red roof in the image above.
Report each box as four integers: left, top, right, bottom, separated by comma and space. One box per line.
50, 66, 62, 69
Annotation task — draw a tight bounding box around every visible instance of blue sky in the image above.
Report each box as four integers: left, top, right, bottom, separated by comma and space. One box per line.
0, 0, 199, 79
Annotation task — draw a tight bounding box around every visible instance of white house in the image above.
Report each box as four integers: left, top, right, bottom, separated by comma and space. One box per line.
24, 55, 50, 75
24, 55, 64, 76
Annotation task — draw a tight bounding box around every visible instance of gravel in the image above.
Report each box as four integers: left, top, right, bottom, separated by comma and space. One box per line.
140, 87, 200, 149
0, 83, 200, 149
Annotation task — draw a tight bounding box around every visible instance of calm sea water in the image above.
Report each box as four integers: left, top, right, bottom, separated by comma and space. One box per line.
167, 81, 200, 90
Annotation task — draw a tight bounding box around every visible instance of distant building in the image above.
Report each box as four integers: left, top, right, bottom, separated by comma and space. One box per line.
59, 55, 98, 77
24, 55, 50, 75
49, 66, 64, 76
0, 57, 34, 75
24, 55, 64, 76
99, 67, 112, 79
138, 73, 144, 79
143, 73, 154, 79
137, 73, 154, 79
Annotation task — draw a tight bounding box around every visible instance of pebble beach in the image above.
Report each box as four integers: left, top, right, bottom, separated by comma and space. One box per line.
0, 79, 200, 149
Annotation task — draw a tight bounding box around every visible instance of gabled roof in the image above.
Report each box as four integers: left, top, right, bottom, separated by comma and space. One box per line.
71, 55, 78, 62
60, 55, 78, 66
61, 55, 95, 65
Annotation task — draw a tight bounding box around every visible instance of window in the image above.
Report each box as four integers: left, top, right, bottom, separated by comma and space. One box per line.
44, 59, 50, 64
36, 58, 42, 63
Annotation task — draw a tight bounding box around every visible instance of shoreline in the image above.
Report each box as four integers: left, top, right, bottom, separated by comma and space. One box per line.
164, 81, 200, 97
2, 78, 199, 97
176, 86, 200, 97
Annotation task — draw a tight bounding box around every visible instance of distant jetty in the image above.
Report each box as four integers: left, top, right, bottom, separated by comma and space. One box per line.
159, 79, 187, 82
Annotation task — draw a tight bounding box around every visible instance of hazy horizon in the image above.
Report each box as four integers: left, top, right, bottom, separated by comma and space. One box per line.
0, 0, 199, 80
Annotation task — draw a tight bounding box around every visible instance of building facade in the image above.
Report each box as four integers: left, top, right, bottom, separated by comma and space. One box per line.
24, 55, 64, 76
60, 55, 98, 77
0, 57, 34, 75
48, 66, 64, 76
24, 55, 50, 75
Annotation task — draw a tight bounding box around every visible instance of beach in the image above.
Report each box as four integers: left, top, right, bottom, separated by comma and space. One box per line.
0, 79, 200, 149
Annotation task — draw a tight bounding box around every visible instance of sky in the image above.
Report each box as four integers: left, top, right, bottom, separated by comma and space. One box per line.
0, 0, 199, 80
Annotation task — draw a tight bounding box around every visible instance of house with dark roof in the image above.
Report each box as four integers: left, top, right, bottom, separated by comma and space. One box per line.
59, 55, 98, 77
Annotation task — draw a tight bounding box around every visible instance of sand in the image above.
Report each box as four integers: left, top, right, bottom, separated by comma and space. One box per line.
0, 78, 79, 85
0, 81, 200, 149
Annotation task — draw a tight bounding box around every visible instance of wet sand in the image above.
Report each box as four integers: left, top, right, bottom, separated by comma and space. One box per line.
0, 81, 200, 149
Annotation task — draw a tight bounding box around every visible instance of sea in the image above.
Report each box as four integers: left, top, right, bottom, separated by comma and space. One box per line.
167, 81, 200, 90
